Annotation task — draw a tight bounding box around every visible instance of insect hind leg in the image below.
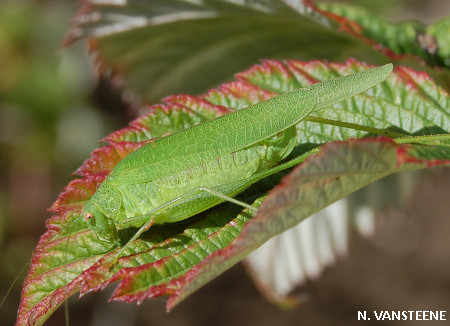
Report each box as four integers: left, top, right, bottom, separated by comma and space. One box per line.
195, 186, 256, 211
113, 186, 257, 261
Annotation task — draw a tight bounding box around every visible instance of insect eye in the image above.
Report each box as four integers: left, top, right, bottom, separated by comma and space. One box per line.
84, 212, 94, 221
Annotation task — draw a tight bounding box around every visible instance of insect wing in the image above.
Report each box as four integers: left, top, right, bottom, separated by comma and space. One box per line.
310, 63, 393, 110
108, 63, 393, 186
109, 88, 316, 185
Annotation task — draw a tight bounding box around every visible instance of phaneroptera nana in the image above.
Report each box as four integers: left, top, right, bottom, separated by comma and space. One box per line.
81, 63, 393, 257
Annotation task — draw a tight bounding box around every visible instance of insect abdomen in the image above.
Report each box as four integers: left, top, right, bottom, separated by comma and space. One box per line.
116, 144, 274, 224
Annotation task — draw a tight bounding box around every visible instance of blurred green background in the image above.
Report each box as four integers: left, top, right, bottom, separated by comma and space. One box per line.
0, 0, 119, 324
1, 0, 449, 325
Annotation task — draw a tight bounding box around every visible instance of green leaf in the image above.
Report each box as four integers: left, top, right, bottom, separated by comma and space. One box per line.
65, 0, 388, 103
65, 1, 450, 105
317, 3, 450, 68
426, 17, 450, 67
16, 61, 449, 325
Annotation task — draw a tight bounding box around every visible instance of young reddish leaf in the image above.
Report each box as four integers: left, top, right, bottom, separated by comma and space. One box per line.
16, 60, 449, 325
166, 139, 449, 309
16, 101, 229, 326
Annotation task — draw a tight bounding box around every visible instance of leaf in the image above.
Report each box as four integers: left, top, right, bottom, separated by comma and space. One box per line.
17, 60, 449, 325
64, 0, 388, 103
65, 0, 450, 105
243, 198, 351, 307
166, 138, 449, 309
317, 3, 450, 68
426, 17, 450, 67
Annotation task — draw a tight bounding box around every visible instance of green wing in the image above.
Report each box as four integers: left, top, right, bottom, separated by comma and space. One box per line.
109, 64, 392, 185
109, 88, 316, 185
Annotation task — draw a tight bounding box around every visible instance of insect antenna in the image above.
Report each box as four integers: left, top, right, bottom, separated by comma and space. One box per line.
0, 255, 31, 309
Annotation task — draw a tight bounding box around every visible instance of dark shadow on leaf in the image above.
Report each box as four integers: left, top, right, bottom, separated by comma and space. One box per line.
413, 126, 448, 136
